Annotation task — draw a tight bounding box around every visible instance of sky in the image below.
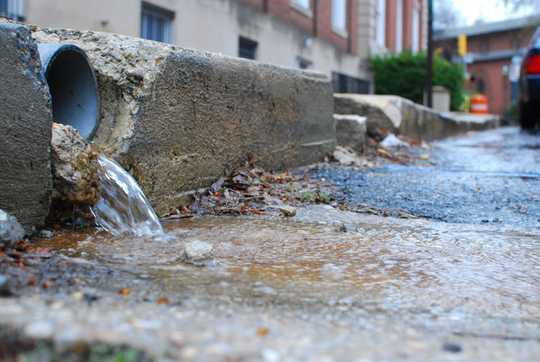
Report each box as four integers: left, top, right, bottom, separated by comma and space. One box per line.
452, 0, 536, 25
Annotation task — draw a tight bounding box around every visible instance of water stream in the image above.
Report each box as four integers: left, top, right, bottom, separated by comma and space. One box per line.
91, 155, 164, 237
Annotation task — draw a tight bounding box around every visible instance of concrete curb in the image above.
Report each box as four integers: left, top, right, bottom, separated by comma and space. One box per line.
33, 28, 336, 214
335, 94, 499, 142
0, 24, 52, 233
334, 114, 367, 153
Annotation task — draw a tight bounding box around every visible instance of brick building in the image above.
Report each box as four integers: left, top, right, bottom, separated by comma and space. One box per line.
435, 15, 540, 115
2, 0, 426, 94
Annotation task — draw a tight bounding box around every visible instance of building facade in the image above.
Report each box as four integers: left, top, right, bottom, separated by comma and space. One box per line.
2, 0, 426, 94
435, 15, 540, 115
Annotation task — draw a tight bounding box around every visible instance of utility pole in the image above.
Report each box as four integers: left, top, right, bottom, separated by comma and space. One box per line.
425, 0, 434, 108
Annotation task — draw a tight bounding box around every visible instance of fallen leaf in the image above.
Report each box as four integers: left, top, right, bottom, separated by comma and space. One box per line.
156, 297, 170, 305
256, 327, 270, 337
27, 276, 37, 286
118, 288, 131, 296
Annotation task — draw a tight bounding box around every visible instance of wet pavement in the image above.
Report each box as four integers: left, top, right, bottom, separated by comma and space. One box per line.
312, 127, 540, 227
1, 127, 540, 361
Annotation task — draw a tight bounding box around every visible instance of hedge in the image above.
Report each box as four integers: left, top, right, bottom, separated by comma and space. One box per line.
370, 52, 465, 111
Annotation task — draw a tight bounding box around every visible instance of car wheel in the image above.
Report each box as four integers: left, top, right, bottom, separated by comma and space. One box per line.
520, 102, 537, 129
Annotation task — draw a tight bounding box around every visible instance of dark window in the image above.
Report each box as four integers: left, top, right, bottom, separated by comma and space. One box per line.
141, 2, 175, 43
0, 0, 6, 16
297, 56, 312, 70
332, 72, 370, 94
239, 37, 258, 60
0, 0, 25, 21
476, 78, 486, 93
479, 38, 490, 53
291, 0, 311, 11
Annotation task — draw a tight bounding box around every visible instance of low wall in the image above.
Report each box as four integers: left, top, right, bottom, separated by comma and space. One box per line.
335, 94, 499, 142
334, 114, 367, 153
32, 28, 336, 215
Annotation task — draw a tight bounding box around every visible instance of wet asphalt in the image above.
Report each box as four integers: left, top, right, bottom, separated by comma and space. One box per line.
312, 127, 540, 229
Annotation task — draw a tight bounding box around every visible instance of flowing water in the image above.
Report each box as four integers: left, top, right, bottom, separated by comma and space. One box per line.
91, 155, 164, 237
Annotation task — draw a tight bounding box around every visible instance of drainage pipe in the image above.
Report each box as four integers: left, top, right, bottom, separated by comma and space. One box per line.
38, 44, 100, 140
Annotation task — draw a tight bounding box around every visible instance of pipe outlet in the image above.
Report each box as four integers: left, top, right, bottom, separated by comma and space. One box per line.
38, 44, 100, 140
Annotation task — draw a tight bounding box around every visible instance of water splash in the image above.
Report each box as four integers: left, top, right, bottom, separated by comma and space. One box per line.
91, 155, 164, 237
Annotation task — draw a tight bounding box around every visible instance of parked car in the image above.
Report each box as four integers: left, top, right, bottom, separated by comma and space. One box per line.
519, 27, 540, 129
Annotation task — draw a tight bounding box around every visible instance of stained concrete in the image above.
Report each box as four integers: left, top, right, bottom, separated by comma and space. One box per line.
334, 94, 499, 141
33, 28, 336, 215
334, 114, 367, 153
0, 24, 52, 232
50, 123, 99, 206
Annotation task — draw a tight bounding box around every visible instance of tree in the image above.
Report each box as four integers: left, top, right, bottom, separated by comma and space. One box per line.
434, 0, 462, 30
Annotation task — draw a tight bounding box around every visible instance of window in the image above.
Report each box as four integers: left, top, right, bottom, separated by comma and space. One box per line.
141, 2, 174, 43
0, 0, 25, 21
479, 38, 490, 53
291, 0, 311, 10
395, 0, 403, 52
332, 72, 370, 94
238, 37, 258, 60
297, 56, 312, 70
411, 5, 420, 53
376, 0, 386, 47
332, 0, 348, 34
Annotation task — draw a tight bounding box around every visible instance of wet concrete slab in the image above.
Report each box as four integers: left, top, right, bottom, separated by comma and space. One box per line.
1, 127, 539, 361
1, 206, 539, 361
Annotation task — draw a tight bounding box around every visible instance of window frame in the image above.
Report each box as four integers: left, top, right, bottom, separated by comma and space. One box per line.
331, 0, 348, 37
140, 2, 175, 44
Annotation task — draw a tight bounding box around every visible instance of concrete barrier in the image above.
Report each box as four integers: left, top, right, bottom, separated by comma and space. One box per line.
335, 94, 499, 142
0, 24, 52, 232
334, 115, 367, 153
33, 28, 336, 215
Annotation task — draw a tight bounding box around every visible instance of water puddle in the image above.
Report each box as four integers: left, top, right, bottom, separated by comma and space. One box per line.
39, 211, 540, 321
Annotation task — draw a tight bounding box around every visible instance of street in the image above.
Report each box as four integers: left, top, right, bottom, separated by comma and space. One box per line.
0, 127, 539, 361
314, 127, 540, 227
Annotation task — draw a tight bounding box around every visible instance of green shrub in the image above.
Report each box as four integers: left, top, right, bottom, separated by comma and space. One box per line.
370, 52, 465, 111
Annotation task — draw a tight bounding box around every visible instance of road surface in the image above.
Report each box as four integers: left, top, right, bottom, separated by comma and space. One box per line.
1, 127, 539, 361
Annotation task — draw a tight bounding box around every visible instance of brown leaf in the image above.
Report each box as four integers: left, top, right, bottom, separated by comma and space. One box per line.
156, 297, 170, 305
118, 288, 131, 296
256, 327, 270, 337
27, 276, 37, 287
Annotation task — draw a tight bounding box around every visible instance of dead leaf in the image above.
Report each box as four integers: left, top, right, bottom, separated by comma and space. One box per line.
156, 297, 170, 305
118, 288, 131, 296
256, 327, 270, 337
